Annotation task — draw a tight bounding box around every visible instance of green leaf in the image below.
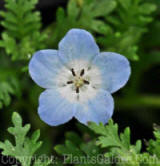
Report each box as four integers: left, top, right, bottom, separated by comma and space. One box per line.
33, 159, 52, 166
139, 3, 157, 14
88, 120, 142, 157
45, 0, 116, 47
0, 77, 20, 109
53, 120, 160, 165
0, 0, 47, 61
67, 0, 80, 19
0, 51, 21, 109
120, 127, 130, 149
88, 120, 160, 165
89, 120, 123, 149
101, 0, 157, 60
147, 124, 160, 158
65, 132, 83, 146
118, 0, 131, 10
55, 140, 84, 156
0, 112, 50, 166
91, 0, 117, 17
54, 131, 107, 166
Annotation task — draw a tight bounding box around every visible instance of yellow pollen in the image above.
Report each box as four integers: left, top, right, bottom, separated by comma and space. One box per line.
74, 77, 84, 87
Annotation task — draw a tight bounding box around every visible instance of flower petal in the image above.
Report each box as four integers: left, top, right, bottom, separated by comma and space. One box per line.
38, 89, 75, 126
74, 89, 114, 125
29, 49, 63, 89
58, 29, 100, 65
93, 52, 131, 93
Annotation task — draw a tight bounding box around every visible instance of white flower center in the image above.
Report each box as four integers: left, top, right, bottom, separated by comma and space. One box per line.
56, 60, 102, 103
66, 68, 90, 93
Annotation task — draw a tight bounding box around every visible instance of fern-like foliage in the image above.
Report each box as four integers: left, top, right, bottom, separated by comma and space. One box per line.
54, 120, 160, 165
55, 132, 107, 166
45, 0, 117, 47
0, 112, 51, 166
0, 52, 21, 109
88, 120, 160, 166
147, 124, 160, 158
0, 0, 46, 60
98, 0, 157, 60
88, 120, 142, 165
89, 120, 141, 151
45, 0, 157, 60
0, 77, 20, 108
1, 113, 160, 166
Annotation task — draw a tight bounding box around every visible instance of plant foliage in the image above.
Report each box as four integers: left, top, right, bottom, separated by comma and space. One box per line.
0, 0, 160, 166
147, 124, 160, 158
45, 0, 156, 60
54, 120, 160, 166
0, 112, 51, 166
0, 77, 19, 108
0, 53, 21, 109
0, 0, 46, 60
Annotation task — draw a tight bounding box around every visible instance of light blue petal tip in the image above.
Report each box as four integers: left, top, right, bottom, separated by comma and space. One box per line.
74, 90, 114, 125
93, 52, 131, 93
29, 49, 62, 89
58, 28, 100, 64
38, 89, 75, 126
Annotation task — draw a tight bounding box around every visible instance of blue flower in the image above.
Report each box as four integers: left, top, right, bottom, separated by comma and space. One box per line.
29, 29, 131, 126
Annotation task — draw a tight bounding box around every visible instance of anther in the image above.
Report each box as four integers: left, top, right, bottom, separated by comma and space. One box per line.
76, 87, 79, 93
84, 80, 90, 85
67, 81, 73, 84
71, 68, 76, 76
80, 69, 85, 76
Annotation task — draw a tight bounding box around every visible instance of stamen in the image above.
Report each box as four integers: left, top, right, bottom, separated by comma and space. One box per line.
80, 69, 85, 76
71, 68, 76, 76
67, 81, 73, 84
76, 87, 79, 93
84, 80, 90, 85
